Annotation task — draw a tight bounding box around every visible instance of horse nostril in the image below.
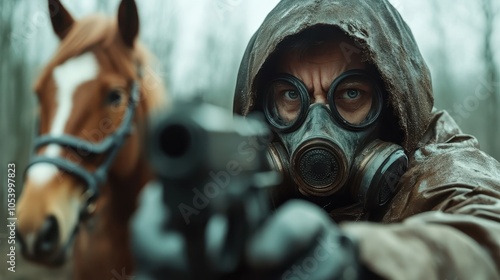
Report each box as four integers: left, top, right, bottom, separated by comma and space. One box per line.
34, 215, 60, 258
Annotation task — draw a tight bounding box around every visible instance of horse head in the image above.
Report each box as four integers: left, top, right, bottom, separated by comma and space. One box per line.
16, 0, 166, 267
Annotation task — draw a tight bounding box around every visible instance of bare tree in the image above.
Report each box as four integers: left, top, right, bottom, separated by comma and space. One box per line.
0, 3, 39, 280
482, 0, 499, 159
0, 0, 15, 226
429, 0, 454, 109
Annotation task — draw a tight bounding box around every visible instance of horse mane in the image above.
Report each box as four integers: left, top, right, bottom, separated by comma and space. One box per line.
35, 14, 167, 115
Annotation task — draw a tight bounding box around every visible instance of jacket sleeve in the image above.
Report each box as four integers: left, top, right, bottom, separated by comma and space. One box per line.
341, 110, 500, 280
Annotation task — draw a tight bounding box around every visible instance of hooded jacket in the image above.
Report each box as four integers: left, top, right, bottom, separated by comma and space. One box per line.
233, 0, 500, 279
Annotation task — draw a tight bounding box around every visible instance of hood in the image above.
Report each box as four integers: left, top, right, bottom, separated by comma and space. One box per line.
234, 0, 434, 153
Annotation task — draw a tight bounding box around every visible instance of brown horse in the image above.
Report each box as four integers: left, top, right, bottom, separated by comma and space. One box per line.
16, 0, 167, 278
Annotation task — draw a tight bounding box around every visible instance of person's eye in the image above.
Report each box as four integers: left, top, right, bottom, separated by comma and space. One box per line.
283, 90, 299, 101
341, 89, 362, 100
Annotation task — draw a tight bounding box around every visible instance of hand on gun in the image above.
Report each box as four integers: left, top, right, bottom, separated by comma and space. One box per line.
130, 102, 361, 280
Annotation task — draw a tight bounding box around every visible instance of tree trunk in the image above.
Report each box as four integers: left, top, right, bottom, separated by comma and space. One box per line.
482, 0, 499, 160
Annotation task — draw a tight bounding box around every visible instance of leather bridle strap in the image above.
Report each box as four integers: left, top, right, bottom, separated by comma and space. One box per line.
25, 68, 142, 206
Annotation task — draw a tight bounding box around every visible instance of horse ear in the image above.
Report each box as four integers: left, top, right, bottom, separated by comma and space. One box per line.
49, 0, 74, 40
117, 0, 139, 48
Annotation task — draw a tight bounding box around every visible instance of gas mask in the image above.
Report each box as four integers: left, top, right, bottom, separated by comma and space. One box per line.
261, 70, 408, 211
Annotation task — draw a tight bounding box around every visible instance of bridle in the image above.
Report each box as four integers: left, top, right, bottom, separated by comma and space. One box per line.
26, 66, 143, 218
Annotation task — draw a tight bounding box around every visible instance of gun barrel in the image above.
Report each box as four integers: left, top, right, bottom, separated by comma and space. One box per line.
149, 102, 275, 183
158, 123, 192, 158
149, 111, 207, 182
143, 100, 281, 279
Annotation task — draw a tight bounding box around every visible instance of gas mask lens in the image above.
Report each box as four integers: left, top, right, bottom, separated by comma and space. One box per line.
264, 70, 383, 132
265, 74, 309, 131
328, 70, 382, 128
269, 81, 300, 124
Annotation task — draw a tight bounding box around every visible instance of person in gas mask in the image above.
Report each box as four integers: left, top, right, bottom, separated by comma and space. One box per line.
131, 0, 500, 279
252, 27, 407, 215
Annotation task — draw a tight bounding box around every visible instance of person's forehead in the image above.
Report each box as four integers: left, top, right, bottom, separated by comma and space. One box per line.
274, 33, 363, 66
276, 41, 366, 73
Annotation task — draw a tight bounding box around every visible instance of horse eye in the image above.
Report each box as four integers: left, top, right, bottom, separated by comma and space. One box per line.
106, 89, 124, 106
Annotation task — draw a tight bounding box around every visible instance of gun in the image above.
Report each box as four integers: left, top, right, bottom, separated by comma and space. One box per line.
147, 100, 280, 280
